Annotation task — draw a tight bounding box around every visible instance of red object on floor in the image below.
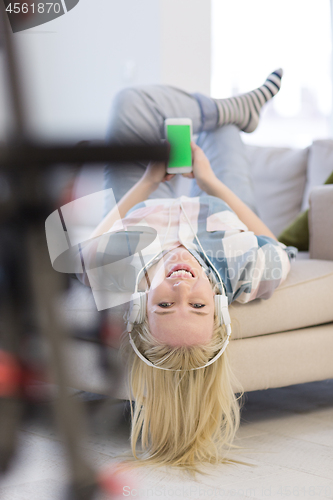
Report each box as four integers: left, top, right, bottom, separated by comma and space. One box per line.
0, 350, 21, 397
98, 464, 137, 496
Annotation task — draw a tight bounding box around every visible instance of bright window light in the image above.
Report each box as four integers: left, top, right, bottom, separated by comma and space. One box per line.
211, 0, 332, 147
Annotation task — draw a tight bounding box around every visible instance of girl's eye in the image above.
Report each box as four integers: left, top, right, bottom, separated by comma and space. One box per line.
158, 303, 205, 308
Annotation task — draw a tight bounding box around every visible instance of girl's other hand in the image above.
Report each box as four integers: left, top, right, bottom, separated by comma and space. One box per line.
182, 142, 217, 193
142, 161, 175, 188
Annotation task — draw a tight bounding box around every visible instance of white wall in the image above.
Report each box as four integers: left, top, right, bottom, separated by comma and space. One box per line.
11, 0, 211, 142
159, 0, 211, 94
14, 0, 161, 141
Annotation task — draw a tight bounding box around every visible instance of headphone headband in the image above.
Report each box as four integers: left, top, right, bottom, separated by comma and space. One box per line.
128, 327, 231, 371
127, 291, 231, 371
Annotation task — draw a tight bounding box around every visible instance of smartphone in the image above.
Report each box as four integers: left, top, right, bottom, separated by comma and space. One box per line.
164, 118, 193, 174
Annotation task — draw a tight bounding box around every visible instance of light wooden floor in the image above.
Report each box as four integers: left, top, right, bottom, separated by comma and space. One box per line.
0, 379, 332, 500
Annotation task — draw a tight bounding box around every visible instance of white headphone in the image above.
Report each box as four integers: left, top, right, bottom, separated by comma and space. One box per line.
127, 199, 232, 371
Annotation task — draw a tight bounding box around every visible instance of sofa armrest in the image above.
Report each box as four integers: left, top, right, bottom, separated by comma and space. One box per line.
309, 185, 333, 260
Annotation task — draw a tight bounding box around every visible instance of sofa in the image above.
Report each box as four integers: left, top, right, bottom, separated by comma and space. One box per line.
61, 139, 333, 397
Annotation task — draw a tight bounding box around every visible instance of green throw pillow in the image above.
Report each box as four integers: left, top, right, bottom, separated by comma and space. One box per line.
278, 170, 333, 251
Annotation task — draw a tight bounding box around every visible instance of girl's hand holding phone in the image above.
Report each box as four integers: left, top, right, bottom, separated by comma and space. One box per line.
141, 142, 217, 194
142, 161, 175, 189
182, 142, 218, 193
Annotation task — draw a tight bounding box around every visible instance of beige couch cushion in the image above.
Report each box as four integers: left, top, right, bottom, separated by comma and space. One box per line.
67, 323, 333, 396
302, 139, 333, 211
229, 323, 333, 392
230, 259, 333, 340
309, 186, 333, 260
245, 145, 308, 236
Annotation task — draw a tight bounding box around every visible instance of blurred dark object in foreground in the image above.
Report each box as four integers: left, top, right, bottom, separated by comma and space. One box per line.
0, 3, 168, 498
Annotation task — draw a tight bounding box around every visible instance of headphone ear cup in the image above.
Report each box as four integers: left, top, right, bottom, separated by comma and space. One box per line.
128, 291, 147, 328
214, 294, 223, 326
136, 291, 146, 324
214, 294, 231, 330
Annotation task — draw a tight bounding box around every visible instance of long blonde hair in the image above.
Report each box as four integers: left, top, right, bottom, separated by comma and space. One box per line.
120, 279, 243, 473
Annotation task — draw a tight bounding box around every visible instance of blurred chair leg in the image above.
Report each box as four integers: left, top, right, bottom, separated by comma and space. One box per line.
27, 226, 97, 500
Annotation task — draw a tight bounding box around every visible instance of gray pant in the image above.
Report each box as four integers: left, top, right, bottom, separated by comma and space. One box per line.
104, 85, 257, 215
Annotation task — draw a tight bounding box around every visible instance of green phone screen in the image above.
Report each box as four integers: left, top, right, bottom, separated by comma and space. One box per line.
166, 124, 192, 168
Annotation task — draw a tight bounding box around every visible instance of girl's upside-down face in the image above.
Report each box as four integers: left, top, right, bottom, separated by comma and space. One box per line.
139, 245, 215, 347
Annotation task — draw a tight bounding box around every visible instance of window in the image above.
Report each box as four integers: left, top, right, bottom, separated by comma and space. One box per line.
211, 0, 332, 147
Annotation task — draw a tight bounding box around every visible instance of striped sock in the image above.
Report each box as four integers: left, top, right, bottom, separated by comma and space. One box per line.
214, 68, 283, 133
